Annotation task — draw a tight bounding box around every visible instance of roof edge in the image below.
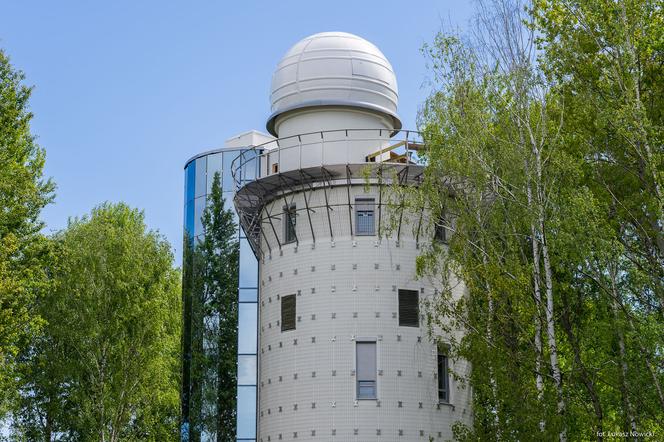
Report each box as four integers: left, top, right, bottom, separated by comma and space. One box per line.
266, 100, 402, 137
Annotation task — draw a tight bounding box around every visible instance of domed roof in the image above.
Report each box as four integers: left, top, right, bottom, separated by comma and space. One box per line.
267, 32, 401, 135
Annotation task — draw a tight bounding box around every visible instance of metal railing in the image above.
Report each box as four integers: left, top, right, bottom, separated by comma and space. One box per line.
230, 128, 424, 191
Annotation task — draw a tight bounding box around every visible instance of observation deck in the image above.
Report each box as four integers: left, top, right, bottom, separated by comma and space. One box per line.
231, 129, 426, 256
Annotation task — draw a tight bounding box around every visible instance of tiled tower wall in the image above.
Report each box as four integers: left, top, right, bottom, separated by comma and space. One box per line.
256, 184, 472, 442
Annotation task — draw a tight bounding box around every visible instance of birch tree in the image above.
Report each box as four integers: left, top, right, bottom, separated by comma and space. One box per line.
415, 0, 662, 439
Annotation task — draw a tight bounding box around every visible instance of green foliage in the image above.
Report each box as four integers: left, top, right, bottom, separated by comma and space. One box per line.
533, 0, 664, 307
182, 172, 239, 441
0, 48, 54, 415
13, 203, 181, 441
416, 0, 663, 440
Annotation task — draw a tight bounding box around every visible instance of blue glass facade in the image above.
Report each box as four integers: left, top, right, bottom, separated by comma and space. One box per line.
182, 148, 258, 442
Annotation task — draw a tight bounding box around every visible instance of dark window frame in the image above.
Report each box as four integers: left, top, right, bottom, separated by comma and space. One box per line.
283, 204, 296, 244
398, 289, 419, 327
437, 344, 450, 403
434, 216, 447, 243
281, 294, 296, 332
434, 208, 450, 243
355, 197, 376, 236
356, 340, 377, 400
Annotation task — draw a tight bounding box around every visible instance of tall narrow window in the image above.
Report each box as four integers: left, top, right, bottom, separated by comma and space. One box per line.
398, 289, 419, 327
356, 341, 377, 399
355, 198, 375, 236
434, 213, 447, 243
281, 295, 296, 332
283, 204, 296, 243
437, 345, 449, 403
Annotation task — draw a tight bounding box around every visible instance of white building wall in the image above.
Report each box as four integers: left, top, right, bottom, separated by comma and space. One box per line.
256, 185, 472, 442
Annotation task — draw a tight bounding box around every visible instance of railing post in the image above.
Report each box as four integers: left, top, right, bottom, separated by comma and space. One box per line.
298, 135, 302, 170
405, 130, 409, 163
345, 130, 349, 164
277, 139, 281, 174
237, 152, 242, 188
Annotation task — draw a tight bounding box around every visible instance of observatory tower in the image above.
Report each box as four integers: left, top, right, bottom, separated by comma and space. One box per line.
232, 32, 471, 441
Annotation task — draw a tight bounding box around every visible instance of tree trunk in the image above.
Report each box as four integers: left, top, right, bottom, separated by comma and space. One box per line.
44, 407, 52, 442
609, 266, 638, 439
532, 134, 566, 441
527, 176, 546, 433
540, 223, 566, 442
560, 301, 603, 439
531, 129, 566, 440
477, 205, 501, 438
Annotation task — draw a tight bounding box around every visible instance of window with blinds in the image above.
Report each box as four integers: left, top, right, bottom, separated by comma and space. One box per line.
355, 198, 375, 236
356, 341, 377, 399
283, 204, 296, 243
398, 289, 419, 327
281, 295, 296, 332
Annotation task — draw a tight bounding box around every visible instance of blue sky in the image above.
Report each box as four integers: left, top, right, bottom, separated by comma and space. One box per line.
1, 1, 473, 266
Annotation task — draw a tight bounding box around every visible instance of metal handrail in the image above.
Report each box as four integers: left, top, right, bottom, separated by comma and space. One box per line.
230, 128, 424, 190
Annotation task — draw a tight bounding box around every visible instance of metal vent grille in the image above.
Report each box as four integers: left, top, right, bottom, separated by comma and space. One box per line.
281, 294, 296, 331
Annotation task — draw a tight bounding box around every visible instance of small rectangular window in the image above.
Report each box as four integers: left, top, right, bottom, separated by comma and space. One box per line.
356, 341, 377, 399
398, 289, 419, 327
438, 345, 449, 403
355, 198, 375, 236
283, 205, 296, 243
281, 295, 296, 332
434, 214, 447, 243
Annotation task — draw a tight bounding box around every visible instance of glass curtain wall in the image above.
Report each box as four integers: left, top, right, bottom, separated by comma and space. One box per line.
182, 149, 259, 442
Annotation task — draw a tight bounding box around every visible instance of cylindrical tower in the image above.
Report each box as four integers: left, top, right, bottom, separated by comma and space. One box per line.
234, 32, 471, 442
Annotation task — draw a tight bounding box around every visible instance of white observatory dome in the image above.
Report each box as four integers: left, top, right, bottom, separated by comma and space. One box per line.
267, 32, 401, 135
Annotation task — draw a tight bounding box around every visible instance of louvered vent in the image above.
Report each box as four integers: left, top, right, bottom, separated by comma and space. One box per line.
398, 289, 419, 327
281, 294, 296, 331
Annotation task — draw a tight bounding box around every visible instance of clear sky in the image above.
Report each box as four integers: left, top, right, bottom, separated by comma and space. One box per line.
0, 0, 473, 266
